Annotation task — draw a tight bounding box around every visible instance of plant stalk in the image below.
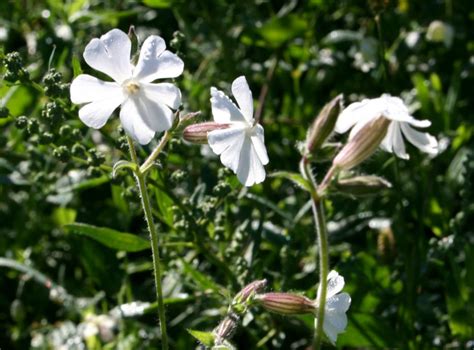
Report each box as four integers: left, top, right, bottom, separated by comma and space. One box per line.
301, 158, 329, 349
140, 131, 172, 174
127, 136, 169, 350
311, 194, 329, 349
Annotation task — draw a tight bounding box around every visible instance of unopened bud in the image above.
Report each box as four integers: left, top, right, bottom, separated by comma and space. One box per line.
255, 292, 316, 315
333, 116, 390, 170
305, 94, 342, 154
183, 122, 230, 144
213, 312, 239, 345
334, 175, 392, 197
233, 279, 267, 305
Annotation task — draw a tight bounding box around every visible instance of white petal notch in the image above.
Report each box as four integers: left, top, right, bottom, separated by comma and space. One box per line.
335, 94, 439, 159
315, 270, 351, 345
208, 76, 269, 187
70, 28, 184, 145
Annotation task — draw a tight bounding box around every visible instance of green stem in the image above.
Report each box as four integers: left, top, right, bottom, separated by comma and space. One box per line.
126, 136, 169, 350
140, 131, 172, 174
301, 159, 329, 349
311, 194, 329, 349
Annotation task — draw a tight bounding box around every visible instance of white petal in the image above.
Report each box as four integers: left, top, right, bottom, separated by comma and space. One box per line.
236, 136, 266, 186
133, 36, 184, 83
404, 117, 431, 128
326, 270, 345, 299
325, 310, 348, 332
143, 82, 181, 110
77, 94, 123, 129
326, 292, 351, 313
120, 98, 155, 145
380, 122, 396, 153
209, 125, 246, 171
335, 99, 382, 134
210, 87, 247, 124
401, 123, 438, 155
319, 317, 338, 345
250, 124, 269, 165
130, 93, 175, 132
83, 29, 132, 83
70, 74, 122, 104
231, 76, 254, 122
391, 122, 409, 159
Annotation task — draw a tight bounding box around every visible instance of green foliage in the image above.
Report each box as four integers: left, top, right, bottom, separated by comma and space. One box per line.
65, 223, 150, 252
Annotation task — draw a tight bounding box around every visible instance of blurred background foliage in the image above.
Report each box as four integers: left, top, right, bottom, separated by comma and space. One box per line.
1, 0, 474, 349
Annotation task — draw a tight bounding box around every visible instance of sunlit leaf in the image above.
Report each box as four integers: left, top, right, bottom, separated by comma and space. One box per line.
65, 223, 150, 252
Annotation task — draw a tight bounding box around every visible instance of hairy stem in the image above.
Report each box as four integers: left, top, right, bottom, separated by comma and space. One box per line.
301, 159, 329, 349
127, 136, 169, 350
140, 131, 172, 174
311, 194, 329, 349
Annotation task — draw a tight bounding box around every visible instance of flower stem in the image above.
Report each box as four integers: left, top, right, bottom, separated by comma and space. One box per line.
126, 136, 169, 350
318, 164, 338, 194
301, 158, 329, 349
311, 194, 329, 349
140, 131, 173, 174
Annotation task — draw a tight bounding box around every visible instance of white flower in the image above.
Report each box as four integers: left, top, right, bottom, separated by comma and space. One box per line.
70, 29, 183, 145
208, 76, 269, 186
315, 270, 351, 345
335, 94, 438, 159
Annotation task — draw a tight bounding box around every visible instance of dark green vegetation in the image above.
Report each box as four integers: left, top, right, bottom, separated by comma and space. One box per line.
1, 0, 473, 348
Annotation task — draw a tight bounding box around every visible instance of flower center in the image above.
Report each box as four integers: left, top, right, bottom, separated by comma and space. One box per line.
123, 79, 140, 95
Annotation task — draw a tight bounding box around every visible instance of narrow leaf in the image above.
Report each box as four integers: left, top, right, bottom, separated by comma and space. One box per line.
270, 171, 312, 193
65, 223, 149, 252
187, 329, 215, 346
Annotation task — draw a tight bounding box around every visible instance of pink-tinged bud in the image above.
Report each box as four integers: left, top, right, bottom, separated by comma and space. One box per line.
234, 279, 267, 304
183, 122, 231, 144
213, 312, 239, 345
333, 116, 390, 170
305, 95, 342, 154
335, 175, 392, 197
255, 293, 316, 315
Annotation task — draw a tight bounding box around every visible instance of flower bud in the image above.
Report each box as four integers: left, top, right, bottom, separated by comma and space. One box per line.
255, 292, 316, 315
305, 94, 342, 154
183, 122, 231, 144
233, 279, 267, 305
333, 116, 390, 170
334, 175, 392, 197
213, 312, 239, 345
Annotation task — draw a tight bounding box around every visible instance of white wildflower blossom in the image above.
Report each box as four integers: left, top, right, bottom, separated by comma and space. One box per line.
70, 28, 183, 144
208, 76, 269, 186
315, 270, 351, 345
335, 94, 438, 159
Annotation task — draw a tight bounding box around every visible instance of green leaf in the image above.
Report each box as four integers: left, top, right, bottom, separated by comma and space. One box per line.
52, 207, 77, 226
255, 15, 307, 47
187, 329, 215, 346
270, 171, 312, 193
143, 0, 174, 8
112, 160, 137, 178
72, 55, 82, 77
180, 259, 224, 294
65, 223, 150, 252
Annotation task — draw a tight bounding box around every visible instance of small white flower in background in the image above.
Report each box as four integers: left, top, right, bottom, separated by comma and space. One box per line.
70, 29, 183, 145
426, 20, 454, 48
208, 76, 269, 186
315, 270, 351, 345
335, 94, 438, 159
